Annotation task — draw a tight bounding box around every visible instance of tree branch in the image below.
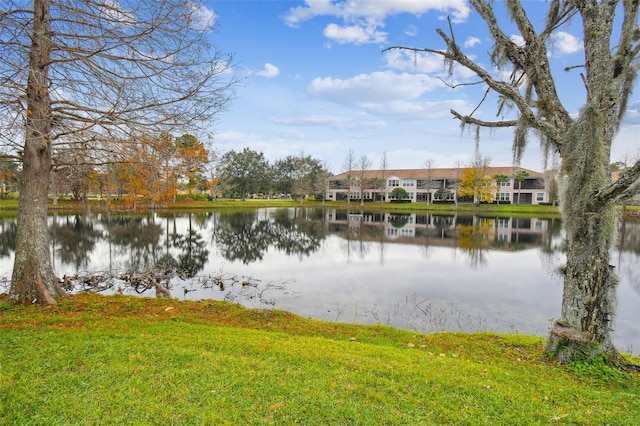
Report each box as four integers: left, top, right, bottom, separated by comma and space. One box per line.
387, 42, 561, 139
450, 110, 518, 128
591, 160, 640, 206
437, 77, 485, 89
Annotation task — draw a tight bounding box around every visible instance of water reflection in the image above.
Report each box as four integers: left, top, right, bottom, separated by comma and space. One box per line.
0, 208, 638, 353
213, 208, 326, 263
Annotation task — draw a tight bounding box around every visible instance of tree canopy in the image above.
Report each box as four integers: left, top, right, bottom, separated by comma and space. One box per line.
218, 148, 270, 200
271, 154, 331, 200
457, 167, 495, 205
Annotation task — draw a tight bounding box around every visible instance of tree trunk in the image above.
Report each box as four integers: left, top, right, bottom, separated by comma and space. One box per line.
545, 105, 619, 362
545, 208, 619, 362
9, 0, 64, 305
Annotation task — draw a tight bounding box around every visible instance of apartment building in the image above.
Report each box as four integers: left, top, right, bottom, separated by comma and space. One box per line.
326, 166, 549, 205
324, 209, 552, 247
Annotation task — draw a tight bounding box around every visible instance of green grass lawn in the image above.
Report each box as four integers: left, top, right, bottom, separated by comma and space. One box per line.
3, 196, 640, 218
0, 197, 566, 216
1, 293, 638, 425
2, 196, 638, 220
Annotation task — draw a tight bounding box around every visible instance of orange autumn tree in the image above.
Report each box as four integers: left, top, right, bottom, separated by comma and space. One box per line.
206, 175, 220, 201
174, 134, 209, 200
121, 134, 178, 209
0, 155, 19, 198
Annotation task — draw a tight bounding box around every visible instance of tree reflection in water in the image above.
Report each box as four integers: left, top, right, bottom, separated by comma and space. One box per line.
52, 215, 103, 271
0, 208, 638, 353
213, 208, 325, 264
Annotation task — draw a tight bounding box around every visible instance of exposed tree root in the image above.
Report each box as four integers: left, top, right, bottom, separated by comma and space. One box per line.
35, 270, 58, 306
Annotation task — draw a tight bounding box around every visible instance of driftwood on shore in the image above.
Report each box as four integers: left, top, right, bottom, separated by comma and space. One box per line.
55, 269, 269, 299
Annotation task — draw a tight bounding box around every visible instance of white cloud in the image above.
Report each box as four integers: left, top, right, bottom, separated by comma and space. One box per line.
285, 0, 471, 24
100, 0, 135, 25
283, 0, 341, 27
324, 23, 387, 44
366, 99, 469, 118
509, 32, 581, 56
189, 3, 216, 32
464, 36, 481, 48
510, 35, 525, 47
256, 63, 280, 78
308, 71, 442, 103
383, 49, 445, 73
383, 49, 477, 81
496, 69, 527, 90
271, 114, 351, 127
270, 114, 386, 130
306, 71, 473, 119
284, 0, 471, 45
552, 31, 582, 54
404, 25, 418, 37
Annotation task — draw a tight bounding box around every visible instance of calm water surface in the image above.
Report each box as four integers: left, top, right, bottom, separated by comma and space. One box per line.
1, 207, 638, 353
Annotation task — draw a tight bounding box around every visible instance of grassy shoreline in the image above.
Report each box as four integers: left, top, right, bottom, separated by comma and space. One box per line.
0, 197, 565, 215
0, 294, 640, 425
2, 200, 639, 423
1, 293, 639, 425
0, 196, 638, 219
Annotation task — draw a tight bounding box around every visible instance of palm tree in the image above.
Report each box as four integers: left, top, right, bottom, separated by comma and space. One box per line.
513, 170, 529, 205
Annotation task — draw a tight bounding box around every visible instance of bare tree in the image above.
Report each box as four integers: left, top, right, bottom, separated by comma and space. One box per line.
379, 151, 389, 204
423, 158, 435, 205
453, 159, 464, 205
358, 154, 371, 206
342, 149, 356, 204
387, 0, 640, 363
1, 1, 236, 305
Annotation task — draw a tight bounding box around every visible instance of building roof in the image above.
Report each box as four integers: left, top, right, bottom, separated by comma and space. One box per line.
330, 166, 544, 181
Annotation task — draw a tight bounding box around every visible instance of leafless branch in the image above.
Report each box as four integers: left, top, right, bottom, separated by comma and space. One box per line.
437, 77, 485, 89
450, 109, 518, 128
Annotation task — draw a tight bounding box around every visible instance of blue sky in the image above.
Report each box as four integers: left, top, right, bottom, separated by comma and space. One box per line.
201, 0, 639, 173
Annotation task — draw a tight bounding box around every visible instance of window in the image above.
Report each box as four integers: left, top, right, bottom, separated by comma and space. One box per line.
536, 192, 544, 202
497, 218, 509, 228
389, 179, 399, 187
498, 193, 510, 201
402, 179, 415, 187
500, 181, 511, 187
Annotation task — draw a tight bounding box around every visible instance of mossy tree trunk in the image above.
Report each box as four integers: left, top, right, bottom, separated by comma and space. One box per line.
543, 1, 638, 361
545, 106, 619, 361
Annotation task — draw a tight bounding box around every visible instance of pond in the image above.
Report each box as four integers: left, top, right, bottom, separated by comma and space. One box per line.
1, 207, 638, 354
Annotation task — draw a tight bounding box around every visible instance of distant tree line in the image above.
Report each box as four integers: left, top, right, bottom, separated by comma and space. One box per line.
217, 148, 332, 201
0, 143, 332, 205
